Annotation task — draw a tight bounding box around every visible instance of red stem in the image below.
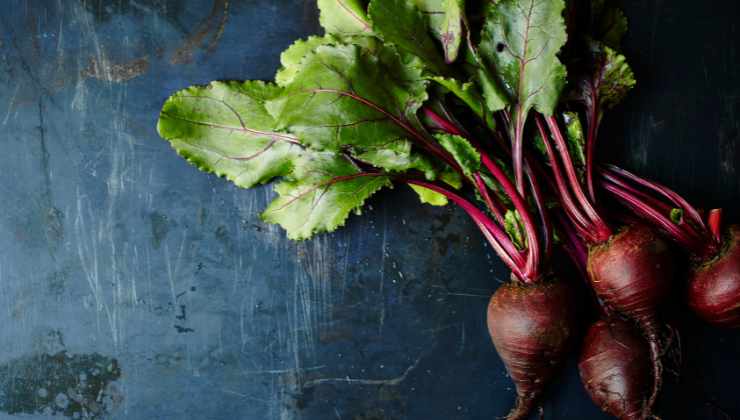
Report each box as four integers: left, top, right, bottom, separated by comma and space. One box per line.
708, 209, 723, 244
526, 164, 552, 259
555, 211, 588, 278
545, 115, 612, 242
512, 105, 526, 194
601, 180, 705, 253
423, 107, 465, 137
405, 179, 528, 280
480, 154, 541, 280
602, 164, 706, 232
535, 117, 597, 242
474, 173, 506, 225
585, 98, 600, 202
599, 171, 677, 216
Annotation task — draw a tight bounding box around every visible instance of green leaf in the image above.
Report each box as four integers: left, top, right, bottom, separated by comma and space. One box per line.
463, 37, 510, 113
504, 209, 526, 249
563, 111, 586, 170
434, 133, 480, 177
266, 43, 429, 173
368, 0, 447, 74
261, 152, 391, 240
480, 0, 568, 116
157, 80, 302, 189
414, 0, 465, 63
428, 76, 486, 120
670, 208, 684, 224
598, 46, 636, 111
591, 0, 628, 49
409, 184, 448, 206
318, 0, 374, 37
276, 35, 338, 86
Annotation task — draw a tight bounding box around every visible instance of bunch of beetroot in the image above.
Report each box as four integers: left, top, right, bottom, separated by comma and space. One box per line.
156, 1, 738, 419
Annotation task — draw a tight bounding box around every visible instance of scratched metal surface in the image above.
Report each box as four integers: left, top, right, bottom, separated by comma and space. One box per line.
0, 1, 737, 419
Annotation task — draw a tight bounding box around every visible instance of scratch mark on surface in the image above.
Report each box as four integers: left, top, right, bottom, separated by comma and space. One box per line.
303, 355, 423, 387
378, 206, 387, 336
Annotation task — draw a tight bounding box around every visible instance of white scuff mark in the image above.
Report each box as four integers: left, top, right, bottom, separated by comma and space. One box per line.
164, 232, 187, 306
378, 207, 388, 335
220, 389, 271, 404
241, 365, 325, 376
303, 355, 423, 388
75, 191, 118, 348
2, 84, 20, 125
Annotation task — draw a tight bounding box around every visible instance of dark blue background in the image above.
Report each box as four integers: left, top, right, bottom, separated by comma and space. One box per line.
0, 1, 738, 419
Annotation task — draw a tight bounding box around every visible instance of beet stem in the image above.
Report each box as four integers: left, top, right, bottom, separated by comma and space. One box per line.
708, 208, 723, 244
535, 116, 597, 242
585, 91, 600, 203
404, 179, 527, 280
474, 172, 506, 225
545, 115, 610, 241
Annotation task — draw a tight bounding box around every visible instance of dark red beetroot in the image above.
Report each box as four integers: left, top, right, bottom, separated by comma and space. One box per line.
598, 166, 740, 328
688, 225, 740, 327
579, 317, 652, 420
587, 223, 673, 412
487, 278, 579, 420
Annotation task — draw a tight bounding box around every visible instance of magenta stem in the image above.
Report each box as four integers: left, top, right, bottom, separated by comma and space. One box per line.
423, 107, 464, 137
602, 164, 706, 232
474, 173, 506, 225
405, 179, 528, 280
586, 92, 600, 203
536, 117, 597, 242
708, 209, 723, 244
512, 105, 526, 194
601, 180, 705, 253
526, 164, 552, 259
480, 154, 541, 280
545, 115, 612, 242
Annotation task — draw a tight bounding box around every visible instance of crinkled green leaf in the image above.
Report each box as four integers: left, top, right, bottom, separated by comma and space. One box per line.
368, 0, 447, 74
266, 44, 429, 173
480, 0, 568, 116
434, 133, 480, 177
409, 184, 448, 206
504, 209, 526, 249
415, 0, 465, 63
318, 0, 374, 37
670, 208, 684, 225
276, 35, 338, 86
261, 152, 391, 240
598, 46, 635, 110
591, 0, 628, 49
157, 81, 302, 189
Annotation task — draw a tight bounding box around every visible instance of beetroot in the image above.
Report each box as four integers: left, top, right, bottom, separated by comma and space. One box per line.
599, 166, 740, 328
487, 279, 579, 420
579, 317, 653, 419
586, 223, 673, 409
688, 225, 740, 328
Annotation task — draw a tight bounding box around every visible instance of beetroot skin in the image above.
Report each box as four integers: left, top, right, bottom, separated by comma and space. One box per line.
579, 317, 653, 420
586, 223, 674, 410
688, 225, 740, 328
487, 279, 579, 420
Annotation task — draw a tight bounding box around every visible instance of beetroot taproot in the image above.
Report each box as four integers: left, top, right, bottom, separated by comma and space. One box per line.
487, 279, 579, 420
579, 317, 653, 420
